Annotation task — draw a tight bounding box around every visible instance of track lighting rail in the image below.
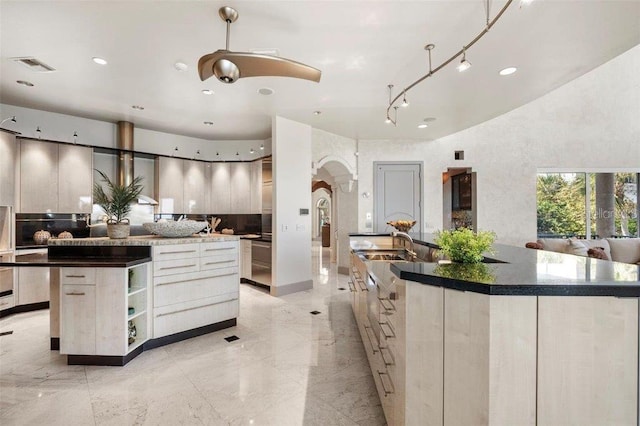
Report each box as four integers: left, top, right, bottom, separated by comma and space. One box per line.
385, 0, 514, 125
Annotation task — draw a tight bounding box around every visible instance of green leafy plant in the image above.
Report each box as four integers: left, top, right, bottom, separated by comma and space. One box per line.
93, 170, 143, 224
434, 227, 496, 263
433, 262, 496, 284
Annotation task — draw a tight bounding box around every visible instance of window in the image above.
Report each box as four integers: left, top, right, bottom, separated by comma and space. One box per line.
537, 172, 638, 239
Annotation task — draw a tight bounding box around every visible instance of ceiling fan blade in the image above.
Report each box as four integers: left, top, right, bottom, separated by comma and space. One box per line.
198, 50, 226, 81
198, 51, 321, 83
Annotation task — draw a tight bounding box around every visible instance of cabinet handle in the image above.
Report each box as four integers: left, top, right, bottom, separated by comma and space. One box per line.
159, 264, 196, 271
378, 297, 395, 312
204, 247, 234, 252
65, 292, 85, 296
65, 275, 86, 278
364, 325, 380, 354
356, 278, 368, 292
377, 370, 395, 396
380, 347, 395, 366
0, 301, 9, 306
155, 300, 234, 317
379, 321, 395, 339
159, 250, 197, 255
211, 272, 237, 278
204, 260, 235, 266
348, 281, 356, 293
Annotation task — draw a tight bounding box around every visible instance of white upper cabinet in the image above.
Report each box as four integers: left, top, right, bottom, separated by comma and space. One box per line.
156, 157, 184, 214
250, 161, 262, 214
19, 139, 59, 213
210, 163, 231, 214
0, 132, 16, 206
58, 144, 93, 213
230, 163, 251, 214
183, 160, 209, 214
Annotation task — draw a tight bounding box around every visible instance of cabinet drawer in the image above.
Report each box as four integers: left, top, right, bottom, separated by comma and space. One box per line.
0, 294, 15, 311
201, 253, 238, 270
154, 267, 238, 307
152, 244, 200, 261
153, 295, 239, 338
60, 268, 95, 285
200, 241, 238, 256
154, 258, 200, 277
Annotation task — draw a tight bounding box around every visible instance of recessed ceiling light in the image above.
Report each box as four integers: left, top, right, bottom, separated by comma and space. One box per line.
92, 57, 107, 65
260, 144, 264, 150
417, 124, 428, 129
16, 80, 34, 87
131, 105, 144, 110
313, 111, 321, 116
174, 62, 188, 71
203, 121, 214, 126
499, 67, 517, 76
202, 89, 214, 95
257, 87, 274, 96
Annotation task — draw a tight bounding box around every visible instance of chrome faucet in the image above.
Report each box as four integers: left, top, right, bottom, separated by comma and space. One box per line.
392, 231, 417, 260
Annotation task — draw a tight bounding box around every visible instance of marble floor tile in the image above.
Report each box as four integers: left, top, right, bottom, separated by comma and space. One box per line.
0, 243, 384, 425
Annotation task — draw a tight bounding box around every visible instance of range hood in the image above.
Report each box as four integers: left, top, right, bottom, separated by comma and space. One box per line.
117, 121, 158, 205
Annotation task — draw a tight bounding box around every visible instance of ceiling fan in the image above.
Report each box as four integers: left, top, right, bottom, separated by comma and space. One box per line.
198, 6, 322, 84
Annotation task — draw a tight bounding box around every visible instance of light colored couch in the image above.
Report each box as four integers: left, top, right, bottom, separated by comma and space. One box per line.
536, 237, 640, 265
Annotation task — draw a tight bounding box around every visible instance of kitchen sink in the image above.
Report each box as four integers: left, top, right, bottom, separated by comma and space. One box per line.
355, 249, 424, 262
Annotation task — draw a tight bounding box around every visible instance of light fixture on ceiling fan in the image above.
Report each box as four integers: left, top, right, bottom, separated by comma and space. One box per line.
198, 6, 322, 84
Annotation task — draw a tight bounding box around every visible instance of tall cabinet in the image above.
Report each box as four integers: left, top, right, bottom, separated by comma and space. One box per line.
0, 131, 17, 206
18, 139, 92, 213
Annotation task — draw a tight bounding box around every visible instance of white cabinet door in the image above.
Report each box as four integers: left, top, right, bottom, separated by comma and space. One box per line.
183, 160, 209, 214
250, 161, 262, 213
240, 239, 252, 279
210, 162, 231, 214
58, 144, 93, 213
0, 132, 16, 206
60, 284, 96, 355
19, 139, 58, 213
230, 163, 251, 213
157, 157, 184, 214
17, 267, 50, 305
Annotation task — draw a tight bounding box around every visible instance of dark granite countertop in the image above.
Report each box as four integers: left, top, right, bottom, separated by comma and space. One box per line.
353, 232, 640, 297
0, 252, 151, 268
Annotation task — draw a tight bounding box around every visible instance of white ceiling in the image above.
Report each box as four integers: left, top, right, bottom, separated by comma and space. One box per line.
1, 1, 639, 142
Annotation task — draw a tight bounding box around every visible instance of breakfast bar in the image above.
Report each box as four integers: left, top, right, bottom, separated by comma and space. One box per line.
350, 233, 640, 426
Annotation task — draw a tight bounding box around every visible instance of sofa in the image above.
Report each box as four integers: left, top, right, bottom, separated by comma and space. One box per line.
534, 237, 640, 265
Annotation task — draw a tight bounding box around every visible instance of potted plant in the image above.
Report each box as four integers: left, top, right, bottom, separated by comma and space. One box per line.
93, 170, 143, 239
434, 227, 496, 263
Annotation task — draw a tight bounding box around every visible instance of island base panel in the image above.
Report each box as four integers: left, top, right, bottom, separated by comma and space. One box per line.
66, 318, 237, 366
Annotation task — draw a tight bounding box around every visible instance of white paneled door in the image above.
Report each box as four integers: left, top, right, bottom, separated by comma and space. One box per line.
374, 162, 422, 233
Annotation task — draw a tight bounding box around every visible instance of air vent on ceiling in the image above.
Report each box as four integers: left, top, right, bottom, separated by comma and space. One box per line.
12, 57, 56, 72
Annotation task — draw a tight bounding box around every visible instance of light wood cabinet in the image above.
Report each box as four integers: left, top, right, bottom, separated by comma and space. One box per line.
250, 161, 262, 213
183, 160, 209, 214
210, 163, 231, 214
151, 240, 239, 339
60, 284, 96, 355
0, 132, 17, 206
17, 267, 50, 305
240, 239, 252, 279
58, 144, 93, 213
19, 139, 58, 213
59, 264, 150, 357
230, 163, 251, 213
156, 157, 184, 214
19, 140, 93, 213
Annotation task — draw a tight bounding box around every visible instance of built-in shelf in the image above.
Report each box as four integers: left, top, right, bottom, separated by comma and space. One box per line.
127, 287, 146, 297
128, 310, 146, 322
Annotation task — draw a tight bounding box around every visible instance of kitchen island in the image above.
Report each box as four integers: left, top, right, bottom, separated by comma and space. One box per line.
1, 235, 240, 366
349, 233, 640, 426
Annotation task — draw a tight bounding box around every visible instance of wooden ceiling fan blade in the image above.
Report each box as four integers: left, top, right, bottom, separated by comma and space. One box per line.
228, 53, 321, 82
